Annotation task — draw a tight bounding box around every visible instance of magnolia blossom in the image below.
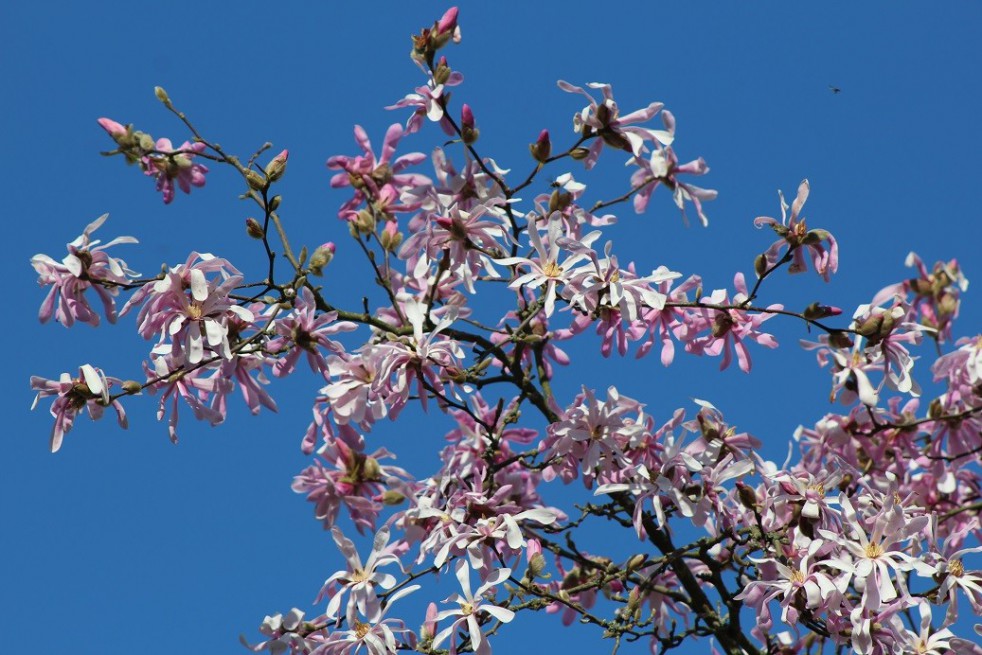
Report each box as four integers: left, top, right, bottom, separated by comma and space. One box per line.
144, 138, 209, 204
495, 214, 599, 316
31, 364, 127, 452
754, 179, 838, 281
433, 563, 514, 655
318, 526, 402, 621
31, 214, 138, 327
557, 81, 674, 168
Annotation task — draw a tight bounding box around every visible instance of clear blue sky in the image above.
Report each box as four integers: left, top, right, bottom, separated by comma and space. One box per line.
4, 2, 981, 653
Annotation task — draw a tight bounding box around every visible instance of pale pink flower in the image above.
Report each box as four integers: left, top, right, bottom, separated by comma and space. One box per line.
557, 81, 674, 168
31, 364, 127, 452
754, 179, 838, 281
144, 138, 209, 204
32, 214, 138, 327
318, 526, 402, 622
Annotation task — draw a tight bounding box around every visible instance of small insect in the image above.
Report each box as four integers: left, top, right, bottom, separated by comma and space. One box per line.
829, 85, 841, 94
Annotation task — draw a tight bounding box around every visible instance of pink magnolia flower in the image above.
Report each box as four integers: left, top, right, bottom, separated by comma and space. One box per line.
630, 142, 718, 227
433, 562, 514, 655
240, 608, 313, 654
268, 288, 357, 378
820, 496, 930, 613
753, 179, 838, 281
32, 214, 138, 327
144, 139, 209, 204
557, 81, 674, 169
327, 124, 430, 221
685, 273, 781, 372
494, 214, 600, 316
31, 364, 128, 452
312, 585, 418, 655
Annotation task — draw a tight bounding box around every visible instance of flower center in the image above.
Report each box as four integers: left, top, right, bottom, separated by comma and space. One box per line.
460, 602, 475, 615
789, 568, 806, 584
864, 542, 884, 559
543, 260, 563, 278
353, 621, 371, 639
948, 558, 964, 577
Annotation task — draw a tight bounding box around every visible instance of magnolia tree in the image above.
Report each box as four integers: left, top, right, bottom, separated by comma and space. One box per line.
29, 8, 982, 655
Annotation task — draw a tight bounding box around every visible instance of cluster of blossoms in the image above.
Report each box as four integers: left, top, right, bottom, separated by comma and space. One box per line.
31, 7, 981, 655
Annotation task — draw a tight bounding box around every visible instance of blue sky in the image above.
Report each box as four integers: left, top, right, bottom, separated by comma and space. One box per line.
4, 2, 982, 653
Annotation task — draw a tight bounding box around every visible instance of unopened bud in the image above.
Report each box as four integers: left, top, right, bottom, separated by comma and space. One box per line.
754, 254, 768, 278
138, 133, 156, 151
625, 554, 647, 571
381, 490, 406, 506
803, 302, 842, 320
527, 552, 546, 578
380, 223, 403, 252
245, 169, 267, 191
264, 149, 289, 182
529, 129, 552, 163
355, 208, 376, 234
433, 57, 452, 85
154, 86, 171, 105
245, 217, 265, 239
802, 229, 831, 245
460, 104, 478, 144
268, 195, 282, 211
122, 380, 143, 394
570, 147, 591, 160
308, 242, 336, 276
736, 481, 759, 511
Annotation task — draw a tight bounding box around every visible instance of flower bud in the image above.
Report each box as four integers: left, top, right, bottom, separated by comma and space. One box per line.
308, 242, 336, 276
154, 86, 171, 105
268, 195, 282, 211
527, 553, 546, 578
122, 380, 143, 394
460, 104, 479, 144
529, 129, 551, 163
137, 132, 156, 151
355, 208, 376, 234
803, 302, 842, 320
245, 169, 267, 190
97, 117, 128, 139
381, 490, 406, 505
433, 56, 452, 85
380, 222, 403, 252
570, 147, 591, 160
264, 149, 289, 182
736, 481, 760, 512
245, 217, 265, 239
754, 254, 768, 278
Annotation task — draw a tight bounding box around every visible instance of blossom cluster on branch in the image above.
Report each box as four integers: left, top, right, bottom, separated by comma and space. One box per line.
30, 7, 981, 655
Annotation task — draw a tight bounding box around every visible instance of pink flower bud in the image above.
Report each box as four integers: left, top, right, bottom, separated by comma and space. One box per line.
461, 104, 475, 129
437, 7, 459, 34
97, 117, 127, 138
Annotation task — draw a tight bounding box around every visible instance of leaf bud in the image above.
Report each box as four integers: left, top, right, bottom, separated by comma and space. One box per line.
570, 147, 591, 160
154, 86, 171, 105
122, 380, 143, 394
268, 194, 282, 211
245, 217, 265, 239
